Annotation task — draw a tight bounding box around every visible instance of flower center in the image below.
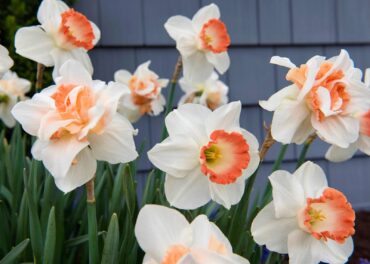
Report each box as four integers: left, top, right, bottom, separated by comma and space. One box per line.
287, 62, 350, 121
59, 9, 95, 50
128, 76, 161, 114
300, 188, 355, 244
200, 130, 250, 184
50, 84, 103, 139
360, 110, 370, 137
161, 245, 190, 264
206, 91, 222, 110
199, 19, 230, 54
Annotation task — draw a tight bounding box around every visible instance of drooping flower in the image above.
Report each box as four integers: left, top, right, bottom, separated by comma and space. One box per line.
114, 61, 168, 123
178, 71, 228, 110
326, 68, 370, 162
135, 204, 249, 264
11, 60, 138, 192
0, 45, 14, 75
14, 0, 100, 78
251, 161, 355, 264
165, 4, 231, 82
148, 101, 260, 209
260, 50, 370, 148
0, 71, 31, 127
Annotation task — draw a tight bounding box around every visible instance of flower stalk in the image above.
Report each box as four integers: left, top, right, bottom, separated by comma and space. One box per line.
296, 133, 317, 168
35, 63, 44, 91
259, 125, 276, 160
86, 178, 99, 264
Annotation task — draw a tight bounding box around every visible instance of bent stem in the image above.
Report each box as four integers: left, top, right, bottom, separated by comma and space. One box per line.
160, 56, 183, 140
35, 63, 45, 91
296, 133, 317, 168
86, 178, 99, 264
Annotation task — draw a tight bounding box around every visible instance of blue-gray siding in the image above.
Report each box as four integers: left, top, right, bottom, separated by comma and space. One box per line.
74, 0, 370, 210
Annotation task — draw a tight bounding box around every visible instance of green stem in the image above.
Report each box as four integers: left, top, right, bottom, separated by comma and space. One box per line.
160, 56, 183, 141
296, 134, 317, 168
86, 179, 99, 264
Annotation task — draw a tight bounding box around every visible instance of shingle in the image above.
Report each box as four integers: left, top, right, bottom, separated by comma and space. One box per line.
89, 48, 136, 81
291, 0, 336, 44
99, 0, 144, 45
73, 0, 100, 27
142, 0, 200, 45
328, 157, 370, 209
259, 0, 291, 44
228, 47, 275, 105
201, 0, 258, 44
337, 0, 370, 43
240, 107, 262, 143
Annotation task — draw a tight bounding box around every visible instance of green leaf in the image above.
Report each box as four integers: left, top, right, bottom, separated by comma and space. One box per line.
43, 207, 56, 264
64, 232, 106, 248
121, 164, 137, 221
87, 201, 99, 264
0, 239, 30, 264
101, 214, 119, 264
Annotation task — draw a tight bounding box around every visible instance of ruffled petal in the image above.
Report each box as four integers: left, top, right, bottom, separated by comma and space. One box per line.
270, 56, 296, 68
114, 69, 132, 85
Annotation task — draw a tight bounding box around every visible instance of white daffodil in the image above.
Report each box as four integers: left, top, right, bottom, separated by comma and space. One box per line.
165, 4, 231, 82
178, 71, 228, 110
135, 204, 249, 264
114, 61, 168, 123
14, 0, 100, 78
0, 71, 31, 127
260, 49, 370, 148
326, 68, 370, 162
148, 101, 260, 209
251, 161, 355, 264
12, 60, 137, 192
0, 45, 14, 75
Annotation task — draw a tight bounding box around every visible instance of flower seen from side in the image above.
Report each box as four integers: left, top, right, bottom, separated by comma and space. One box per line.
135, 204, 249, 264
0, 44, 14, 75
165, 4, 231, 82
251, 161, 355, 264
14, 0, 100, 78
148, 101, 260, 209
11, 60, 138, 192
114, 61, 168, 123
260, 50, 370, 148
178, 71, 228, 110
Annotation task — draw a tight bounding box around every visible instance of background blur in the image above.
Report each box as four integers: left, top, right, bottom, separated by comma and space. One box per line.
75, 0, 370, 211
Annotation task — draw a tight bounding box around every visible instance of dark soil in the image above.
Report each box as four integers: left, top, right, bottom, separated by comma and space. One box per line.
350, 211, 370, 263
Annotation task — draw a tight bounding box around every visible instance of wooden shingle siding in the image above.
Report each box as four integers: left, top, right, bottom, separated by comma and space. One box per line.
75, 0, 370, 207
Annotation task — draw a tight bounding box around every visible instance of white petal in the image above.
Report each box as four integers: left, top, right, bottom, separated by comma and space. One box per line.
182, 52, 213, 83
271, 99, 311, 144
269, 170, 305, 218
37, 0, 68, 28
38, 111, 74, 140
54, 147, 96, 193
311, 115, 359, 148
11, 93, 54, 136
205, 52, 230, 75
251, 202, 298, 254
0, 102, 16, 128
293, 161, 328, 198
164, 15, 196, 41
165, 169, 211, 210
32, 136, 89, 179
54, 54, 93, 83
184, 249, 247, 264
290, 114, 315, 145
298, 56, 325, 101
325, 237, 354, 264
241, 129, 260, 177
89, 114, 138, 164
165, 103, 210, 145
15, 26, 54, 66
190, 215, 232, 253
0, 45, 14, 73
325, 143, 358, 162
365, 68, 370, 85
148, 137, 199, 178
259, 84, 299, 111
205, 101, 241, 135
176, 36, 198, 58
316, 86, 338, 117
270, 56, 296, 68
358, 134, 370, 156
134, 204, 190, 261
69, 49, 94, 75
209, 176, 246, 209
90, 21, 101, 46
114, 69, 132, 85
344, 80, 370, 114
192, 3, 220, 32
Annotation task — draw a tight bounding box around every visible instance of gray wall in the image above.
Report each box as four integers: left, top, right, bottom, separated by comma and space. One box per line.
74, 0, 370, 210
